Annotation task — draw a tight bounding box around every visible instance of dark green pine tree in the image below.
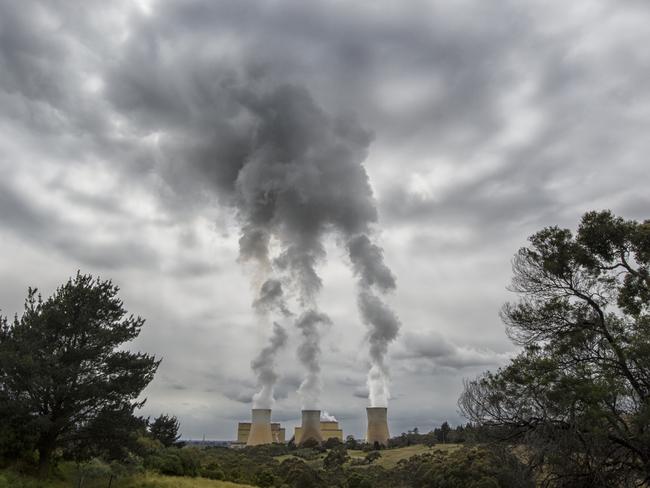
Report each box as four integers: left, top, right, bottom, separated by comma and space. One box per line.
149, 413, 181, 447
0, 273, 160, 477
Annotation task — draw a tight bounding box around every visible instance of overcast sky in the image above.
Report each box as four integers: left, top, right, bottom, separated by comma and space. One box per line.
1, 0, 649, 440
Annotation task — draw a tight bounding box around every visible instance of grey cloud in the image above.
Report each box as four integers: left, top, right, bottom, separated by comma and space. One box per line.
0, 179, 158, 270
353, 387, 369, 400
222, 389, 254, 405
396, 332, 509, 369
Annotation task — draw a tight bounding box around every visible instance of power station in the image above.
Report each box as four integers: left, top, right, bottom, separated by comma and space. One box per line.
236, 407, 389, 446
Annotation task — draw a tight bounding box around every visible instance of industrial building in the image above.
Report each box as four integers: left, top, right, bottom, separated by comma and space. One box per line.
366, 407, 389, 446
237, 422, 285, 444
236, 407, 389, 446
294, 420, 343, 444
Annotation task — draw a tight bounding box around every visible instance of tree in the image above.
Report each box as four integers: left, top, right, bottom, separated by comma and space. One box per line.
0, 273, 160, 476
149, 414, 181, 447
459, 211, 650, 486
434, 421, 451, 443
344, 435, 360, 450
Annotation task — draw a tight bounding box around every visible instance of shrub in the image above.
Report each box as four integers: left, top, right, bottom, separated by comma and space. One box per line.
323, 447, 349, 469
200, 461, 224, 480
146, 447, 199, 477
364, 451, 381, 464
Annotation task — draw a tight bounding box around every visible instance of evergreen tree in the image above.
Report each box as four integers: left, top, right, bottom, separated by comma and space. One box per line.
0, 273, 160, 476
149, 414, 181, 447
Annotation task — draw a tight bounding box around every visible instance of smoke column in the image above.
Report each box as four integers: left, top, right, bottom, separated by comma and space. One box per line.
111, 61, 403, 407
347, 235, 401, 406
208, 82, 401, 408
251, 322, 288, 408
295, 310, 332, 409
249, 279, 291, 408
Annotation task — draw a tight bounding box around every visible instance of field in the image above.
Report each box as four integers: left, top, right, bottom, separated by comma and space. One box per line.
348, 443, 461, 469
0, 470, 256, 488
273, 443, 462, 470
0, 444, 465, 487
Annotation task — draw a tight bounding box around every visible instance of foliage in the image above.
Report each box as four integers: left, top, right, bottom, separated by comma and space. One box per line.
388, 424, 470, 449
0, 273, 160, 476
392, 446, 533, 488
322, 436, 342, 449
149, 414, 181, 448
364, 450, 381, 464
323, 446, 349, 469
200, 462, 225, 480
146, 447, 201, 477
459, 210, 650, 486
344, 435, 361, 450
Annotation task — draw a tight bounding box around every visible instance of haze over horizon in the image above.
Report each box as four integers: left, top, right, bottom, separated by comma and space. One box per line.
1, 0, 649, 440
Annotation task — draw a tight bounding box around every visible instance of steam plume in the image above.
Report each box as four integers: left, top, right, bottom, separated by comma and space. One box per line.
321, 411, 337, 422
348, 234, 401, 406
114, 63, 402, 407
248, 278, 292, 408
251, 322, 288, 408
295, 310, 332, 409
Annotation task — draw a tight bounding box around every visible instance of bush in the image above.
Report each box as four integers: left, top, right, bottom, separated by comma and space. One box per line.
279, 458, 321, 488
323, 437, 342, 450
347, 472, 373, 488
146, 447, 200, 477
323, 447, 349, 469
292, 448, 321, 461
364, 451, 381, 464
300, 438, 321, 450
255, 469, 276, 487
200, 461, 224, 480
344, 436, 360, 450
392, 447, 534, 488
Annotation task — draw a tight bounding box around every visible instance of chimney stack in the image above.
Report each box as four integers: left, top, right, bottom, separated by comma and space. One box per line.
299, 410, 323, 445
246, 408, 273, 446
366, 407, 389, 446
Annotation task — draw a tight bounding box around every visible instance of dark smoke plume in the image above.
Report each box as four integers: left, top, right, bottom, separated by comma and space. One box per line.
107, 44, 401, 406
253, 278, 292, 317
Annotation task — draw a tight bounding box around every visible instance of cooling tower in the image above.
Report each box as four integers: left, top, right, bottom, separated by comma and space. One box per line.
366, 407, 389, 446
246, 409, 273, 446
299, 410, 323, 445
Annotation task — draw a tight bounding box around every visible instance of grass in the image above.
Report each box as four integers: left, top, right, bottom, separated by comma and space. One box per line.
0, 469, 257, 488
274, 444, 463, 471
1, 444, 463, 487
348, 443, 462, 469
121, 473, 257, 488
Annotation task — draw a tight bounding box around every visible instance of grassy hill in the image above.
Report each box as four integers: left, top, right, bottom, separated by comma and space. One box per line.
273, 443, 463, 471
0, 470, 257, 488
348, 443, 461, 469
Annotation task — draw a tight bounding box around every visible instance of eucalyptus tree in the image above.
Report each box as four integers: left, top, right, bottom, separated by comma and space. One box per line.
460, 211, 650, 487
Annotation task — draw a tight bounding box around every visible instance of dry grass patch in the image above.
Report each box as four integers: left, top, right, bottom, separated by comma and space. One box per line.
349, 443, 462, 469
